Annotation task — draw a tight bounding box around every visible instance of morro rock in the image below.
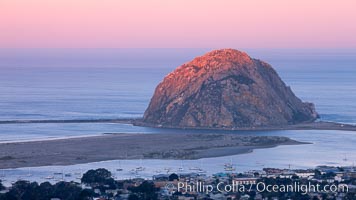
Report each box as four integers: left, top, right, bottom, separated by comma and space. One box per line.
143, 49, 318, 129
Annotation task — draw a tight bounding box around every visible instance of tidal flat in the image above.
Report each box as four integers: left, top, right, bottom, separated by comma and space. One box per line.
0, 133, 304, 169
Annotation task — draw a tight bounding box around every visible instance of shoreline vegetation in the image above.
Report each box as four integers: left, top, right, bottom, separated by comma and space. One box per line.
0, 133, 305, 169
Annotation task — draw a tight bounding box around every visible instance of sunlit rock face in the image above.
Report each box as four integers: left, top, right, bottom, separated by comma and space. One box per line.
143, 49, 318, 128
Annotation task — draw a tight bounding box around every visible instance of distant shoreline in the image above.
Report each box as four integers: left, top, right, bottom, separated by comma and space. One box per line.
135, 120, 356, 132
1, 118, 356, 132
0, 133, 306, 169
0, 118, 136, 125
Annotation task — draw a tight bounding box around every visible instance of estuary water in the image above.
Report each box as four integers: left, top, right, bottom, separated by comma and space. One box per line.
0, 49, 355, 183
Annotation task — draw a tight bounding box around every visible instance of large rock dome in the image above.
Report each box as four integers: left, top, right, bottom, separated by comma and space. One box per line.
143, 49, 318, 129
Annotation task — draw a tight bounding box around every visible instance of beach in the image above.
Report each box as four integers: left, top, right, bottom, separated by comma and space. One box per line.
0, 133, 303, 169
1, 119, 355, 131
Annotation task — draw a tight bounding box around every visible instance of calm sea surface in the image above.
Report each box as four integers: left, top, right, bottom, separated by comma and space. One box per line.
0, 49, 355, 140
0, 49, 355, 183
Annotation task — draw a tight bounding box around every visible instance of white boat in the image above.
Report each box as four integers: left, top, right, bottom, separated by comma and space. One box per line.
343, 154, 348, 162
116, 161, 123, 171
224, 166, 236, 172
224, 158, 237, 171
74, 168, 83, 179
224, 158, 234, 168
135, 166, 145, 171
224, 163, 233, 167
197, 169, 207, 174
178, 161, 184, 171
133, 159, 145, 172
26, 168, 32, 177
189, 166, 200, 171
45, 175, 54, 180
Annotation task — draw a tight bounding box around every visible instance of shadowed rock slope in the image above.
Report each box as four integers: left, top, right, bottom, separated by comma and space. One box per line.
143, 49, 318, 129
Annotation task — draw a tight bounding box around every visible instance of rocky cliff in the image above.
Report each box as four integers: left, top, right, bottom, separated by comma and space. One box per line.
143, 49, 318, 129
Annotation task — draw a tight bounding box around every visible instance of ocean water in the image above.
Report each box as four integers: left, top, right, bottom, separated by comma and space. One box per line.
0, 49, 356, 183
1, 49, 355, 123
0, 49, 355, 141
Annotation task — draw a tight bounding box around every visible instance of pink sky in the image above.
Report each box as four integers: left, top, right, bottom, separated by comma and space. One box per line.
0, 0, 355, 48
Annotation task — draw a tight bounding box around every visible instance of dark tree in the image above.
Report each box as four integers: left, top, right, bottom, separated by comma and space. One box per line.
79, 189, 98, 200
128, 194, 140, 200
324, 172, 336, 178
0, 181, 4, 190
6, 180, 40, 200
292, 175, 299, 180
81, 168, 112, 186
128, 181, 158, 200
52, 181, 82, 200
169, 173, 179, 181
312, 196, 319, 200
37, 182, 54, 200
95, 177, 117, 193
314, 169, 322, 178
